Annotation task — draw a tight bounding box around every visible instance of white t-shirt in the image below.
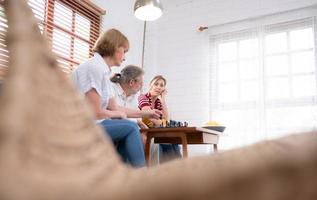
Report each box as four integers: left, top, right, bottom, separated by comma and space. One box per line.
72, 53, 113, 111
111, 83, 139, 109
111, 82, 139, 123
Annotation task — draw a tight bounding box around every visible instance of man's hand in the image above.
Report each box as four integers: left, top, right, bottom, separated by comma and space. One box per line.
110, 110, 127, 119
141, 109, 162, 119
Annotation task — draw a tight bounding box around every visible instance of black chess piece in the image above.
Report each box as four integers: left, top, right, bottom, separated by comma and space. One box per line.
171, 120, 176, 127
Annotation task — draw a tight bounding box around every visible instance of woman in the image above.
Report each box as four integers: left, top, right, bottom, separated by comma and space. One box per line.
72, 29, 161, 168
138, 75, 181, 163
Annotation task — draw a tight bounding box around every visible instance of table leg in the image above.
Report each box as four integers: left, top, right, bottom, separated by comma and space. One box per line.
180, 134, 188, 158
145, 135, 152, 167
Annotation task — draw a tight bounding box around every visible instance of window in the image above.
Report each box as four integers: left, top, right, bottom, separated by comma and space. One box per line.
0, 0, 104, 81
210, 18, 317, 149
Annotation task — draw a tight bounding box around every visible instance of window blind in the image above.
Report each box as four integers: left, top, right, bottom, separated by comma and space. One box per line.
0, 0, 104, 81
0, 5, 8, 81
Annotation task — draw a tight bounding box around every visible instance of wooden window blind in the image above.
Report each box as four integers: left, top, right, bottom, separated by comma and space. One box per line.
0, 5, 8, 80
0, 0, 105, 81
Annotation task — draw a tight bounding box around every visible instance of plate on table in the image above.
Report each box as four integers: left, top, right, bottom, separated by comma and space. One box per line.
202, 126, 226, 132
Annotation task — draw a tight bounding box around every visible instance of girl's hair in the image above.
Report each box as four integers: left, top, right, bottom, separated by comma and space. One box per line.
93, 29, 129, 57
150, 75, 166, 86
110, 65, 144, 84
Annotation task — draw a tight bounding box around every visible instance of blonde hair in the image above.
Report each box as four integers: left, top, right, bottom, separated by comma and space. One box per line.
93, 29, 129, 57
150, 75, 166, 87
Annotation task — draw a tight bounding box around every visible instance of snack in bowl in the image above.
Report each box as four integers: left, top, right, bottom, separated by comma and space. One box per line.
203, 121, 226, 132
204, 121, 221, 126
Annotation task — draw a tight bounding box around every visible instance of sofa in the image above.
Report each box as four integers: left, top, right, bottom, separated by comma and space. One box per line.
0, 0, 316, 199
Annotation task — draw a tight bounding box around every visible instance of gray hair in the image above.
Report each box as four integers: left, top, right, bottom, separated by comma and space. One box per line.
110, 65, 144, 84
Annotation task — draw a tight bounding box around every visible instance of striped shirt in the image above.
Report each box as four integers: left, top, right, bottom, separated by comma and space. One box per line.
138, 92, 162, 111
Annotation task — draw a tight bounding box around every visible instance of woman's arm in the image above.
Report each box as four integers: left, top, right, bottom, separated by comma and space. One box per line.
85, 89, 126, 119
160, 90, 169, 120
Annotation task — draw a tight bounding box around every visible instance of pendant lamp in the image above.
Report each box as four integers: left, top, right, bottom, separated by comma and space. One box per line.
134, 0, 163, 21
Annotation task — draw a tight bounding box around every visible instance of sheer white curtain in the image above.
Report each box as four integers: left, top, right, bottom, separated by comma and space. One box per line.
209, 17, 317, 150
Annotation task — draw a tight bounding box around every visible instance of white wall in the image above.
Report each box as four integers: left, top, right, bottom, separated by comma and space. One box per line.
91, 0, 145, 73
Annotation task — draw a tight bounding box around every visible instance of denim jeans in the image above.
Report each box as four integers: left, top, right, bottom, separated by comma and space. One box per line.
159, 144, 182, 163
99, 119, 145, 168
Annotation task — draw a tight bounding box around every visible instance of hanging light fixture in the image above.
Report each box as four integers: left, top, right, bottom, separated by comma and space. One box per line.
134, 0, 163, 21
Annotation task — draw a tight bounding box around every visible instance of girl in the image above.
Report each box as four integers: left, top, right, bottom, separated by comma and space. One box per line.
138, 75, 181, 163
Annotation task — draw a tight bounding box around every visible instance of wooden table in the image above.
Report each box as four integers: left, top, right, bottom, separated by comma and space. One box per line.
141, 127, 220, 166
